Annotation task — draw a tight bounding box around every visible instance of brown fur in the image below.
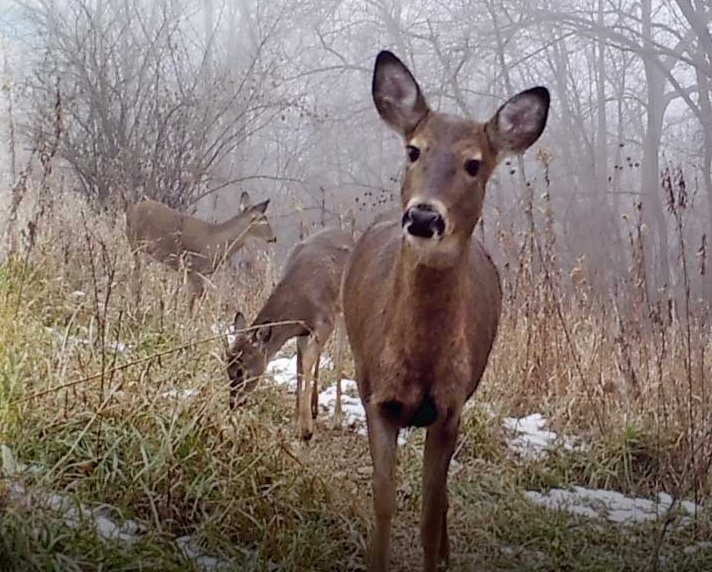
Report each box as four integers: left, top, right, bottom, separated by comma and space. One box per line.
227, 227, 355, 440
343, 51, 549, 571
126, 191, 275, 310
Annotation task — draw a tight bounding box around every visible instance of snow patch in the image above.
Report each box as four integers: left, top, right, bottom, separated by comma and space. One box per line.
526, 486, 702, 526
2, 444, 237, 570
175, 535, 234, 571
160, 388, 199, 401
45, 327, 129, 354
265, 355, 334, 392
504, 413, 578, 459
266, 357, 413, 446
6, 483, 143, 544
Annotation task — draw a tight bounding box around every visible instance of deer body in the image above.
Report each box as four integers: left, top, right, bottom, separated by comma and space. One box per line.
346, 221, 501, 427
343, 51, 549, 571
227, 227, 355, 440
126, 191, 275, 309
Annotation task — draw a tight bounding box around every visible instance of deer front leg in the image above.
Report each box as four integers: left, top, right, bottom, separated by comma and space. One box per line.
296, 334, 319, 441
296, 336, 304, 421
365, 403, 399, 572
421, 414, 460, 571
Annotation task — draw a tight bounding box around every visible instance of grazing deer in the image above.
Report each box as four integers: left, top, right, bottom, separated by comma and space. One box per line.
227, 227, 354, 441
126, 191, 276, 311
343, 51, 549, 571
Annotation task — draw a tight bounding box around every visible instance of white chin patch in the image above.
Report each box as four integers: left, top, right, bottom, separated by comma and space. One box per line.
403, 229, 440, 250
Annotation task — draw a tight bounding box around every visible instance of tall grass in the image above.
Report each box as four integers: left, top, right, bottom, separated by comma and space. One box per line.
0, 170, 710, 570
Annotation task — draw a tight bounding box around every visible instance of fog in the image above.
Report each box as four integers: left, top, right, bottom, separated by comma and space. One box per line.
2, 0, 711, 303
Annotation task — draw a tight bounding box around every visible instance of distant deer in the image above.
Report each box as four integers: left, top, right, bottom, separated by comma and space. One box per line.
126, 191, 276, 311
227, 227, 354, 441
343, 51, 549, 571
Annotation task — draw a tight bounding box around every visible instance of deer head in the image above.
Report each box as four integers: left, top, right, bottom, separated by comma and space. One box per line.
239, 191, 277, 244
372, 51, 549, 266
226, 311, 273, 409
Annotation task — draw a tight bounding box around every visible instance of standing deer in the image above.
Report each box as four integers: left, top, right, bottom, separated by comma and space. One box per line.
343, 51, 549, 571
126, 191, 276, 311
227, 227, 354, 441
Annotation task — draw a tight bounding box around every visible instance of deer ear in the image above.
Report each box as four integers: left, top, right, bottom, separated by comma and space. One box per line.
239, 191, 252, 212
233, 311, 247, 332
252, 199, 270, 215
487, 87, 550, 157
372, 50, 429, 137
255, 325, 272, 345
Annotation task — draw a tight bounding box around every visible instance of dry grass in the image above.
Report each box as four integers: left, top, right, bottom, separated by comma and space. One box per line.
0, 185, 711, 571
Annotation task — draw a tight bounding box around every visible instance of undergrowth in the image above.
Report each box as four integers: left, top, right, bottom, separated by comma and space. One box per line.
0, 186, 710, 570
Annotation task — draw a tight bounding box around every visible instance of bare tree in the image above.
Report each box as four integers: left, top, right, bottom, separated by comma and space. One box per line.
22, 0, 296, 210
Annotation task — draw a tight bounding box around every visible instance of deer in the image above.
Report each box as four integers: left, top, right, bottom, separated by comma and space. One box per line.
226, 226, 355, 441
342, 51, 549, 571
126, 191, 276, 311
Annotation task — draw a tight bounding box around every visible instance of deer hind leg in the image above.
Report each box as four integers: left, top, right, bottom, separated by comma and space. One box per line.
421, 413, 460, 571
296, 334, 319, 441
331, 317, 346, 428
311, 348, 320, 420
366, 402, 399, 572
186, 272, 204, 315
131, 250, 143, 308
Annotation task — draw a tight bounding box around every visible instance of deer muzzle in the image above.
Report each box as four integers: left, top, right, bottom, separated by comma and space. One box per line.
402, 203, 446, 240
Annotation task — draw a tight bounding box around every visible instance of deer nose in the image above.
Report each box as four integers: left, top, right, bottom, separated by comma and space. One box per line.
402, 203, 445, 239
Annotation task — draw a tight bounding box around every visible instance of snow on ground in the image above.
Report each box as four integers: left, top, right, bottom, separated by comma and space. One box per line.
175, 536, 235, 571
2, 445, 234, 571
501, 414, 704, 527
526, 486, 702, 526
45, 327, 129, 354
266, 356, 584, 456
160, 388, 200, 400
503, 413, 580, 460
4, 335, 708, 566
265, 355, 333, 391
267, 356, 413, 445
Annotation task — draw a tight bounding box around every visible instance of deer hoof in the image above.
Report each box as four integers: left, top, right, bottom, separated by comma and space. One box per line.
331, 411, 344, 430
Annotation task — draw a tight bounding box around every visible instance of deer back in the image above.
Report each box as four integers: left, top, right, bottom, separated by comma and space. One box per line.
227, 227, 355, 402
126, 199, 194, 267
256, 227, 354, 340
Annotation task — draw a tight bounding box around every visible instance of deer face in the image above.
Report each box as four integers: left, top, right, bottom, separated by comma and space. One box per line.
226, 312, 271, 410
372, 51, 549, 264
248, 200, 277, 244
239, 191, 277, 244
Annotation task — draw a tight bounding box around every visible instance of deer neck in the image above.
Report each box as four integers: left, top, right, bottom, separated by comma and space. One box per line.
262, 323, 305, 361
388, 240, 469, 353
253, 297, 311, 362
207, 212, 252, 254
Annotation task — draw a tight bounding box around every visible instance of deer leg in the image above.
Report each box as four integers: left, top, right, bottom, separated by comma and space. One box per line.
311, 349, 320, 420
296, 336, 304, 420
366, 403, 399, 572
131, 251, 142, 308
421, 413, 460, 571
186, 272, 204, 315
296, 334, 319, 441
331, 318, 345, 428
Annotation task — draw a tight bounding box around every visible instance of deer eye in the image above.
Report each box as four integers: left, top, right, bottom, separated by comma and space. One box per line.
406, 145, 420, 162
464, 159, 481, 177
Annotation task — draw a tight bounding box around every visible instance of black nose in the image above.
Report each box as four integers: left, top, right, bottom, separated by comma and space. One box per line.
402, 204, 445, 239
